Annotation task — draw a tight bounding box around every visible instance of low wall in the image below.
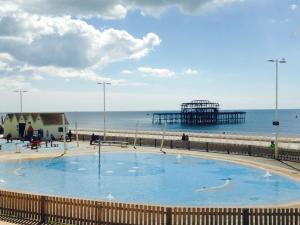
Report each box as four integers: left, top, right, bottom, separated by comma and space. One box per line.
0, 189, 299, 225
78, 134, 300, 163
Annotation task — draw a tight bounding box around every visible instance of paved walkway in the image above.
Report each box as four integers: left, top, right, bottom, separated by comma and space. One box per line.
77, 129, 300, 150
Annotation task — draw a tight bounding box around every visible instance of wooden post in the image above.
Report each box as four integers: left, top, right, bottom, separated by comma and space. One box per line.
206, 142, 209, 152
62, 113, 67, 154
243, 208, 249, 225
248, 145, 252, 156
75, 121, 79, 148
40, 196, 46, 223
15, 143, 21, 153
226, 145, 230, 154
160, 121, 166, 153
133, 121, 139, 149
166, 207, 172, 225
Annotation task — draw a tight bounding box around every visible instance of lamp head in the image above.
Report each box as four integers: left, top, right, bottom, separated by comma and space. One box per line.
279, 58, 286, 63
97, 82, 111, 85
267, 58, 286, 63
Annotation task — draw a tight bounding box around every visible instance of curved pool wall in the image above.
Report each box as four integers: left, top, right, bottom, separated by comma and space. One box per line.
0, 139, 74, 152
0, 152, 299, 206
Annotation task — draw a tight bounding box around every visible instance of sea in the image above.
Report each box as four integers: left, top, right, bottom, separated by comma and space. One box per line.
1, 109, 300, 136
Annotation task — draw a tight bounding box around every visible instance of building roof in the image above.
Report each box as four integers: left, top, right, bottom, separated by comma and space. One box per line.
5, 113, 69, 125
40, 113, 69, 125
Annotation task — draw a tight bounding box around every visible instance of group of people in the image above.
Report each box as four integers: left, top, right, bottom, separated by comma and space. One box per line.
90, 133, 99, 145
181, 133, 189, 141
4, 127, 74, 149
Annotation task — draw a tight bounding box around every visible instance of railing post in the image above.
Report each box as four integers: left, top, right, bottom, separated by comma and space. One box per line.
242, 208, 249, 225
155, 139, 157, 147
40, 195, 46, 223
188, 141, 190, 150
139, 138, 142, 146
206, 142, 209, 152
248, 145, 252, 156
170, 140, 173, 149
166, 207, 172, 225
97, 202, 103, 224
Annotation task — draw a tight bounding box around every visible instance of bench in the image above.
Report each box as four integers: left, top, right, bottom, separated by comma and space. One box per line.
96, 141, 129, 148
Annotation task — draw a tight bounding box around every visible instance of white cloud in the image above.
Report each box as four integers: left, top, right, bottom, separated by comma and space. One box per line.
121, 69, 133, 75
0, 0, 243, 19
0, 76, 32, 90
138, 67, 176, 78
0, 8, 161, 90
0, 57, 132, 87
114, 81, 147, 87
31, 75, 44, 81
269, 18, 290, 24
19, 65, 129, 85
289, 4, 298, 10
183, 68, 199, 75
0, 11, 161, 69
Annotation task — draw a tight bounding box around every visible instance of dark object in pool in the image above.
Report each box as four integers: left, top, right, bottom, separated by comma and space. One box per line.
6, 133, 13, 143
220, 177, 232, 181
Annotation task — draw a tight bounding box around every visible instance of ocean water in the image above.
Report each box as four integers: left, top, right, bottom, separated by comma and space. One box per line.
65, 109, 300, 136
0, 152, 299, 206
1, 109, 300, 136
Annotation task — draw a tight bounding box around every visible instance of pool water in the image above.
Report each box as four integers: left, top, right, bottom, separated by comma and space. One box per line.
0, 139, 74, 152
0, 152, 299, 206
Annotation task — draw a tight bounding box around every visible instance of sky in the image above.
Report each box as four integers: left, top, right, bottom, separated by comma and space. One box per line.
0, 0, 300, 112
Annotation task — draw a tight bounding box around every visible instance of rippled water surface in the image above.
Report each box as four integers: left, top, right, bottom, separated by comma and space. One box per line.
0, 152, 299, 206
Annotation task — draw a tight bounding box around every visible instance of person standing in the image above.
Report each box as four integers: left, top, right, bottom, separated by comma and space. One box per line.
68, 130, 73, 142
27, 122, 34, 141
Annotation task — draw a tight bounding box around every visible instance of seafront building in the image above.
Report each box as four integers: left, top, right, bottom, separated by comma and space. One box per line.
3, 112, 69, 139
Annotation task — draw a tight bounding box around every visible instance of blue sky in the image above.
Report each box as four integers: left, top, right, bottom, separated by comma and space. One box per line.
0, 0, 299, 112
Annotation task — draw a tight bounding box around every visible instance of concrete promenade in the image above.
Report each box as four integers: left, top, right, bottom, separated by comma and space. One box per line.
76, 128, 300, 150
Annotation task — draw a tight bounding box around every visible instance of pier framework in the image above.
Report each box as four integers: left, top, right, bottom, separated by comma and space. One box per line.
152, 100, 245, 125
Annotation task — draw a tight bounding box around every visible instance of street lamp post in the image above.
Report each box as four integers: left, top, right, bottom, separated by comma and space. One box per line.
14, 90, 28, 113
97, 82, 111, 141
62, 113, 67, 154
268, 58, 286, 159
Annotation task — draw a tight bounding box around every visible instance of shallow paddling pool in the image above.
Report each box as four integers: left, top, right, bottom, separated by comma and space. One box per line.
0, 152, 299, 206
